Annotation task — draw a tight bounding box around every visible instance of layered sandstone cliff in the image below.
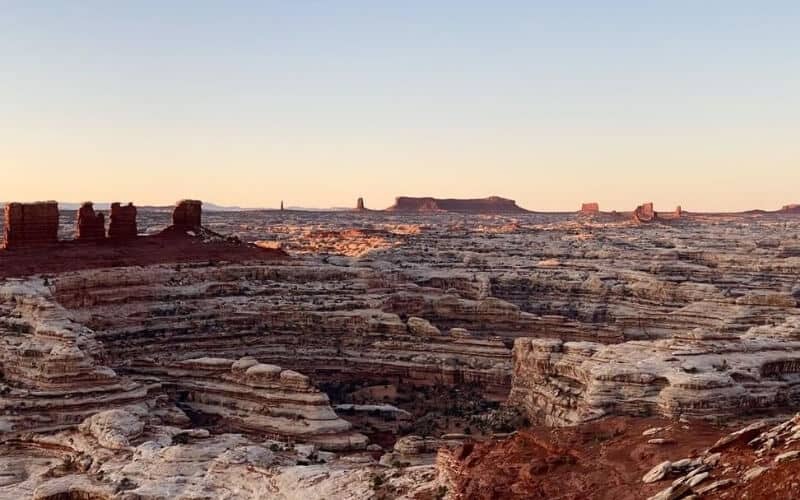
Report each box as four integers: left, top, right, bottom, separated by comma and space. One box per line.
2, 202, 59, 249
127, 356, 368, 450
509, 324, 800, 426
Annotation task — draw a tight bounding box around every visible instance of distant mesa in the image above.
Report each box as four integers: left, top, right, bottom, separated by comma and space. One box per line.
387, 196, 527, 214
580, 202, 600, 215
356, 197, 366, 211
781, 203, 800, 214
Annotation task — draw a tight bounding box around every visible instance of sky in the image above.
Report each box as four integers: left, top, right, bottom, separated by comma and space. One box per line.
2, 1, 799, 211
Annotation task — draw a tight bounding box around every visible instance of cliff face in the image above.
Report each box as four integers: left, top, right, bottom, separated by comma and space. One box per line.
2, 201, 59, 249
388, 196, 528, 213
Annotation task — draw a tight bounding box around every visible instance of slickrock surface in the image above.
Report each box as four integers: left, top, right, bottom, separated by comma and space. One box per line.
3, 207, 800, 498
0, 409, 440, 499
2, 202, 59, 249
387, 195, 528, 213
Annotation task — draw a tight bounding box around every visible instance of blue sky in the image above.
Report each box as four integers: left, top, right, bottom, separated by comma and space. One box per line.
2, 1, 798, 210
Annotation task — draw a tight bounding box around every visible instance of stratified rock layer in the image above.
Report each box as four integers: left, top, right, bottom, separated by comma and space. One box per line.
129, 356, 368, 450
509, 327, 800, 425
2, 202, 59, 249
76, 202, 106, 241
108, 202, 137, 240
0, 279, 153, 436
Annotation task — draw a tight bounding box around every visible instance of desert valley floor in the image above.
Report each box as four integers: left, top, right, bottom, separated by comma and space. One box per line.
2, 207, 800, 499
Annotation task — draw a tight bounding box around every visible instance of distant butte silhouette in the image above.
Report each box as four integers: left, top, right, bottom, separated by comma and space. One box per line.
386, 196, 528, 214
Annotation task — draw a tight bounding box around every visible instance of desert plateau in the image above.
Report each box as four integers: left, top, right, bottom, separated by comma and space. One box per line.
1, 198, 799, 499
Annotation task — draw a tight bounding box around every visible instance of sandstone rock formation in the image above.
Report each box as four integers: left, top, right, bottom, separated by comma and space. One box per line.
76, 202, 106, 241
781, 203, 800, 214
128, 356, 368, 450
387, 196, 528, 213
172, 199, 202, 229
4, 202, 800, 498
509, 327, 800, 426
356, 197, 366, 211
641, 413, 800, 499
0, 279, 153, 437
633, 202, 657, 222
580, 202, 600, 215
2, 201, 59, 249
108, 202, 137, 239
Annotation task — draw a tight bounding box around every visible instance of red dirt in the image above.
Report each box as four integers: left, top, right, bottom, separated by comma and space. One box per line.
439, 416, 726, 500
0, 229, 288, 279
440, 415, 800, 500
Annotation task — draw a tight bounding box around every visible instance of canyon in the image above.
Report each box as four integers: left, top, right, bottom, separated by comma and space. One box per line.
1, 199, 799, 499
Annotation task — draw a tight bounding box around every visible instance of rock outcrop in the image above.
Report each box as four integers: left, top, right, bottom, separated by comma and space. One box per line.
387, 196, 528, 213
780, 203, 800, 214
0, 279, 153, 437
172, 199, 202, 230
642, 413, 800, 499
76, 202, 106, 241
633, 202, 657, 222
2, 201, 59, 249
509, 329, 800, 426
128, 356, 368, 450
356, 197, 366, 211
108, 202, 137, 239
580, 202, 600, 215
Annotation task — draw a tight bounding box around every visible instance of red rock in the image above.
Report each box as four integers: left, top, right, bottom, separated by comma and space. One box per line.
76, 202, 106, 241
172, 199, 202, 229
633, 202, 657, 223
781, 204, 800, 214
108, 202, 138, 240
580, 202, 600, 215
2, 201, 60, 249
356, 197, 366, 211
387, 196, 527, 213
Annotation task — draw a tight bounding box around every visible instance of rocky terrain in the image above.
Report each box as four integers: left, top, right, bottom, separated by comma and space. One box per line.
1, 200, 800, 498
